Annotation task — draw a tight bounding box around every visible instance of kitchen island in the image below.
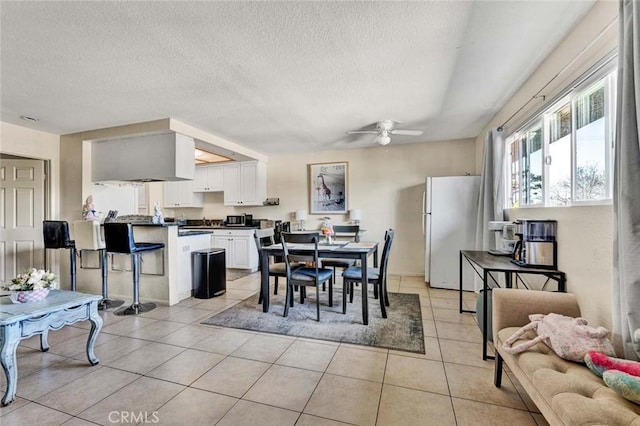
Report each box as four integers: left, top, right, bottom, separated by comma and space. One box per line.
75, 224, 216, 306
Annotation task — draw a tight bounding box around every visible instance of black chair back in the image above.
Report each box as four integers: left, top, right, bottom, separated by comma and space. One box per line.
104, 223, 136, 254
254, 228, 276, 251
333, 225, 360, 241
43, 220, 74, 248
281, 232, 320, 271
379, 229, 395, 280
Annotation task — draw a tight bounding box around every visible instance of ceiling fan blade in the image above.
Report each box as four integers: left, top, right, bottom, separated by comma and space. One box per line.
390, 130, 423, 136
347, 130, 379, 134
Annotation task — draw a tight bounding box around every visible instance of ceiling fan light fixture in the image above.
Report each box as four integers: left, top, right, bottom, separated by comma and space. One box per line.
377, 134, 391, 145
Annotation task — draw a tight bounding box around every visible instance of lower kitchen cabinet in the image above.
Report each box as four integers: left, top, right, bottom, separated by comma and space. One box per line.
211, 229, 258, 271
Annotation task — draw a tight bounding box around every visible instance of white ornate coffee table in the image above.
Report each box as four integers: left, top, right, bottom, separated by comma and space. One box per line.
0, 290, 102, 405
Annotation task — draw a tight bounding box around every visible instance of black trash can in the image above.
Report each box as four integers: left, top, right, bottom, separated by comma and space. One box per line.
192, 249, 226, 298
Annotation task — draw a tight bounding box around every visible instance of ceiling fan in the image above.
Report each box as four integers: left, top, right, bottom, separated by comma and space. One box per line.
347, 120, 423, 145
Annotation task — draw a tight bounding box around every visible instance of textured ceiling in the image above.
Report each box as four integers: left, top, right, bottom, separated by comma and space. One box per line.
1, 1, 594, 155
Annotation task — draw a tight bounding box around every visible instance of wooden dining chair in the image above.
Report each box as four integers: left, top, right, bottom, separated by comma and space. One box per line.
320, 225, 360, 284
281, 232, 338, 321
255, 228, 302, 304
342, 229, 395, 318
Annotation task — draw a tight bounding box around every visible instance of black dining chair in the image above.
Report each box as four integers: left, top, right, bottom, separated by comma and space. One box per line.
320, 225, 360, 284
103, 223, 164, 316
254, 228, 303, 304
43, 220, 77, 291
281, 232, 338, 321
342, 229, 395, 318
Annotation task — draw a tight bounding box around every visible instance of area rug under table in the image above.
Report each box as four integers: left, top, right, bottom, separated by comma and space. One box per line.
202, 290, 425, 354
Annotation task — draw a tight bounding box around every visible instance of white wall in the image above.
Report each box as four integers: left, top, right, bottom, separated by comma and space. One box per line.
170, 139, 477, 275
475, 0, 618, 329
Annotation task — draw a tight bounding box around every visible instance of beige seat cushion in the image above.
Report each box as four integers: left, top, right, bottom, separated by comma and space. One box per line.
497, 327, 640, 426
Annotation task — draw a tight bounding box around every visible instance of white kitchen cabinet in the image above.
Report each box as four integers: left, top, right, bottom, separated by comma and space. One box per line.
194, 164, 224, 192
223, 161, 267, 206
163, 180, 204, 208
211, 229, 258, 271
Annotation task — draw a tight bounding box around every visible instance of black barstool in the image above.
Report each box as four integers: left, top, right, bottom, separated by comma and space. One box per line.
103, 223, 164, 316
73, 220, 124, 310
43, 220, 76, 291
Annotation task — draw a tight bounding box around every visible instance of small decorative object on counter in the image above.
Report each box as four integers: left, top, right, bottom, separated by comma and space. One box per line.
320, 217, 334, 244
82, 195, 99, 220
1, 268, 58, 303
152, 202, 164, 224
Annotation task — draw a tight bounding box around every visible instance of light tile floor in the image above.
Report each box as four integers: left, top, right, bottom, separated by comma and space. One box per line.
0, 274, 548, 426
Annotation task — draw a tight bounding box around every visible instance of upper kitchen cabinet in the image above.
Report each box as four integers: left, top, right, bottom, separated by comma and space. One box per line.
164, 180, 204, 208
194, 164, 224, 192
223, 161, 267, 206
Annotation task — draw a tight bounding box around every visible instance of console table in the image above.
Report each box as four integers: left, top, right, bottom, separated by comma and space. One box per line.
459, 250, 566, 360
0, 290, 102, 405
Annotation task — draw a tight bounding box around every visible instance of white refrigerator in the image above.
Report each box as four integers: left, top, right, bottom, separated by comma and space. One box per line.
424, 176, 480, 291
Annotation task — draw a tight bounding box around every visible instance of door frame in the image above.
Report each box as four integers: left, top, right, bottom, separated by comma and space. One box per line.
0, 153, 51, 269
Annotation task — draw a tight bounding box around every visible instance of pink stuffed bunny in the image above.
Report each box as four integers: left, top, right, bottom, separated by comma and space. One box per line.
503, 313, 616, 362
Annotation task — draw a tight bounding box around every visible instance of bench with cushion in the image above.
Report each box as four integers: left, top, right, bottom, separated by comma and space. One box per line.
492, 288, 640, 426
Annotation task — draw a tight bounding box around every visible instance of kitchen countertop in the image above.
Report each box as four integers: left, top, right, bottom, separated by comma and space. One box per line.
178, 225, 260, 237
178, 229, 215, 237
101, 222, 181, 227
180, 225, 260, 230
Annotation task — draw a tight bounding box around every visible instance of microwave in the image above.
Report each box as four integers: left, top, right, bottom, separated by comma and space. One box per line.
226, 214, 252, 226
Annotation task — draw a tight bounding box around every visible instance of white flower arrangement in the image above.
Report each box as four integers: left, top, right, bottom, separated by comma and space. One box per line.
1, 268, 58, 291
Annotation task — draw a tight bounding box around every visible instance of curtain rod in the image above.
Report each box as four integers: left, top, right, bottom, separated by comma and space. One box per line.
497, 16, 618, 132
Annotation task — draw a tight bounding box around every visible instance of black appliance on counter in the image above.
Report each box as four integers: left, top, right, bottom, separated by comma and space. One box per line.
226, 214, 252, 226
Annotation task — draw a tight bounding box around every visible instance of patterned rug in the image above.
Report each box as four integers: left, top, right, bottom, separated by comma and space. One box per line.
202, 289, 425, 353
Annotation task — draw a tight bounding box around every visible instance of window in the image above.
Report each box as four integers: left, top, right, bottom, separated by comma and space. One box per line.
506, 68, 616, 208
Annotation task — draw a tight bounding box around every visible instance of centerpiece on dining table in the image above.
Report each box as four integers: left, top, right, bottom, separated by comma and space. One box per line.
320, 217, 334, 244
1, 268, 58, 303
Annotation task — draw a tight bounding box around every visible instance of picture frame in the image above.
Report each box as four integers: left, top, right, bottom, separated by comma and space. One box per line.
308, 162, 348, 214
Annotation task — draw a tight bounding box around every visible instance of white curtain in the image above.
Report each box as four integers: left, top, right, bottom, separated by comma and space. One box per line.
613, 0, 640, 360
476, 128, 506, 251
474, 128, 505, 291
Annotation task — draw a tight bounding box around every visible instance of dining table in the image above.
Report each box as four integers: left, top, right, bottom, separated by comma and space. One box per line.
259, 241, 379, 325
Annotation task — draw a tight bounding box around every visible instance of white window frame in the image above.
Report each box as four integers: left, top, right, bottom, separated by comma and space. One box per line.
504, 64, 616, 209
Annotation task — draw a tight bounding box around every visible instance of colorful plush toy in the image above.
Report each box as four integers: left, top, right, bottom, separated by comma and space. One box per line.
585, 329, 640, 405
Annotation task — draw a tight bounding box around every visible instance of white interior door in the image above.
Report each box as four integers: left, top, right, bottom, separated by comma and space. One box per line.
0, 159, 45, 282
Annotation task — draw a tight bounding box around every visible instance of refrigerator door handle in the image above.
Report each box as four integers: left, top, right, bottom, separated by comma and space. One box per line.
422, 191, 426, 235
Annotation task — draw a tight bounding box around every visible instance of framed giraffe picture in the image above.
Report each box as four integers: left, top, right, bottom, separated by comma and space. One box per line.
308, 162, 348, 214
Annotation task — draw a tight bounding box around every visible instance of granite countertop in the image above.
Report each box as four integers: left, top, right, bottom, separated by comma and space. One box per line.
101, 222, 181, 227
131, 223, 181, 227
178, 229, 215, 237
180, 225, 260, 230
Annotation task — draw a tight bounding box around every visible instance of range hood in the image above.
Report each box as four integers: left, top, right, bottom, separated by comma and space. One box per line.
92, 132, 195, 182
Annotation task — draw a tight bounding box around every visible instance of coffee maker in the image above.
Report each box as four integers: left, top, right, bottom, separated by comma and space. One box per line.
512, 220, 557, 269
488, 221, 518, 256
